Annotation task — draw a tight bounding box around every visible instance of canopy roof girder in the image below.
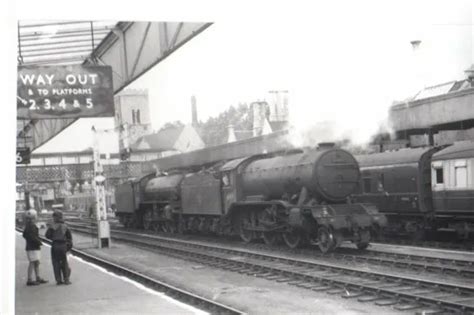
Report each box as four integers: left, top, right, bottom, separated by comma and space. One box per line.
86, 22, 211, 94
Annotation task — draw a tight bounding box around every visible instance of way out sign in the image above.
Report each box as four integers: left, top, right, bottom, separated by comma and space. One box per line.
17, 65, 114, 119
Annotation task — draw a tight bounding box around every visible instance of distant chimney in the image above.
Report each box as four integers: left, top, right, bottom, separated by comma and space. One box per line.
410, 40, 422, 51
252, 102, 268, 137
227, 125, 236, 143
268, 90, 289, 122
262, 118, 273, 135
191, 95, 198, 126
465, 65, 474, 87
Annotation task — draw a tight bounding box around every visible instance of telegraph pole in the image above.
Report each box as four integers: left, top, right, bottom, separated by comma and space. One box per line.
92, 126, 111, 248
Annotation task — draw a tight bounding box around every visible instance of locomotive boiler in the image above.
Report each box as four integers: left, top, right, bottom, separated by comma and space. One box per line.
115, 144, 386, 253
240, 144, 360, 203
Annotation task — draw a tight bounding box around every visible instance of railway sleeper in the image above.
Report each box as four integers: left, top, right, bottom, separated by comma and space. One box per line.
310, 286, 331, 292
286, 279, 308, 285
394, 303, 423, 311
414, 309, 445, 315
374, 299, 399, 306
275, 277, 293, 283
341, 291, 366, 299
357, 295, 386, 302
293, 282, 318, 289
326, 288, 347, 295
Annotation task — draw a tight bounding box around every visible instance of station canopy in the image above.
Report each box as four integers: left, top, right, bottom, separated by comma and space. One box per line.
16, 20, 211, 152
17, 20, 116, 66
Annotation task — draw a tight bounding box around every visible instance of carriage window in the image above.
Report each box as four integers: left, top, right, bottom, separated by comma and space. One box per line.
363, 178, 371, 193
455, 166, 467, 188
435, 168, 444, 184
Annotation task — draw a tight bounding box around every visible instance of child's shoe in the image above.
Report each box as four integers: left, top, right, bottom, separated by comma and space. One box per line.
26, 280, 39, 286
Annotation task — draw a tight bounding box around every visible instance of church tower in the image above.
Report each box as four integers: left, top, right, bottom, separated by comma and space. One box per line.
114, 89, 152, 151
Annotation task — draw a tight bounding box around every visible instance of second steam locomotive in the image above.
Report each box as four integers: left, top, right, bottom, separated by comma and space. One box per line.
115, 143, 386, 253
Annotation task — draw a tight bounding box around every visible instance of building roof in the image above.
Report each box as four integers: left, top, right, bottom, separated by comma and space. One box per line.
411, 79, 470, 101
269, 121, 288, 132
133, 126, 184, 151
432, 141, 474, 161
355, 147, 434, 167
234, 130, 254, 141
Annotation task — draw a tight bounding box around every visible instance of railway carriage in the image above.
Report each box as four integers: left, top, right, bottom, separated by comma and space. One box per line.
115, 144, 386, 253
353, 141, 474, 239
354, 147, 440, 237
431, 141, 474, 238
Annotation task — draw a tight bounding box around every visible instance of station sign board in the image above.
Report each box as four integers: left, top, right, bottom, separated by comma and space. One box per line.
17, 65, 114, 119
16, 147, 30, 164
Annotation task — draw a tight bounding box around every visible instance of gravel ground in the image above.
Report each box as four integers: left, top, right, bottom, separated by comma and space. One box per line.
70, 232, 401, 314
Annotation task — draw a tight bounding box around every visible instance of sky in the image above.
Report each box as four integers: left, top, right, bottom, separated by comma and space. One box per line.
32, 0, 473, 153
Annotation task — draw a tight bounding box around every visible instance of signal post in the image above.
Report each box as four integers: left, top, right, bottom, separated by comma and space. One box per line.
92, 127, 111, 248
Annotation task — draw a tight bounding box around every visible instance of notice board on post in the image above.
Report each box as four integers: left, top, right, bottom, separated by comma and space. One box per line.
17, 65, 114, 119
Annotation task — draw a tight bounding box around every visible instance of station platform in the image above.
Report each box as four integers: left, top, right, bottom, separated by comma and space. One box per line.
15, 233, 204, 314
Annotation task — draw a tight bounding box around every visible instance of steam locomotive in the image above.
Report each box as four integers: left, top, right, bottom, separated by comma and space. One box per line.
353, 141, 474, 239
115, 143, 386, 253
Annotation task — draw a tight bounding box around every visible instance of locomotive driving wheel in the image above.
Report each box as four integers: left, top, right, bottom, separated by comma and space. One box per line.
282, 229, 302, 249
239, 214, 254, 243
262, 231, 280, 246
356, 229, 370, 250
165, 221, 177, 234
142, 211, 152, 230
260, 209, 280, 246
317, 226, 335, 253
152, 222, 161, 233
161, 220, 176, 233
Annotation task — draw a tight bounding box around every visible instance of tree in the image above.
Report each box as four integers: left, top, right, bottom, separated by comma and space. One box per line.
199, 103, 254, 146
159, 120, 184, 131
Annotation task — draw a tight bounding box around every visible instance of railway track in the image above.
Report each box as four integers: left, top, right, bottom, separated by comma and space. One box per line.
66, 215, 474, 252
68, 221, 474, 278
68, 225, 474, 314
311, 246, 474, 277
15, 227, 244, 315
376, 237, 474, 252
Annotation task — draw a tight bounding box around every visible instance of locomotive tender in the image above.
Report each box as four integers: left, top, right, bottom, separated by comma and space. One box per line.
353, 141, 474, 239
115, 144, 386, 252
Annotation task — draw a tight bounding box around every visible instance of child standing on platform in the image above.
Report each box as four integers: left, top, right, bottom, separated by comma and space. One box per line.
46, 210, 73, 285
22, 209, 48, 286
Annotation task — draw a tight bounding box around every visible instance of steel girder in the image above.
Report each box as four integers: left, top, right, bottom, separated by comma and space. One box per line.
85, 21, 212, 93
17, 118, 78, 149
16, 161, 155, 183
17, 21, 212, 151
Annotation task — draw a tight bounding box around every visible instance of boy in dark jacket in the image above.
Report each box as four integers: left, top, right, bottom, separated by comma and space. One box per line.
45, 210, 73, 285
22, 210, 48, 286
